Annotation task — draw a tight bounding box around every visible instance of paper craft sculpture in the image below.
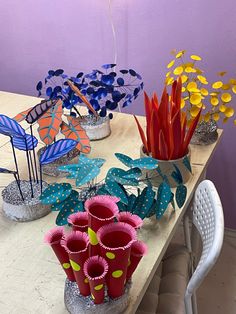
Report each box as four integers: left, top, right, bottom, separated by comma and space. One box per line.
126, 241, 148, 281
67, 212, 89, 232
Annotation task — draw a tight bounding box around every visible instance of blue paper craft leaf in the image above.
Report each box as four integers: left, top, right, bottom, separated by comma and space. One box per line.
40, 183, 72, 205
133, 184, 155, 219
183, 156, 192, 173
115, 153, 133, 167
54, 69, 64, 76
117, 77, 125, 86
79, 154, 105, 168
75, 164, 100, 187
127, 194, 137, 213
56, 198, 84, 226
105, 179, 128, 205
171, 164, 183, 185
123, 167, 142, 180
36, 81, 43, 91
130, 157, 158, 170
12, 134, 38, 151
39, 139, 77, 165
176, 184, 187, 208
51, 190, 79, 211
0, 167, 17, 175
156, 182, 172, 219
0, 114, 26, 137
102, 64, 116, 69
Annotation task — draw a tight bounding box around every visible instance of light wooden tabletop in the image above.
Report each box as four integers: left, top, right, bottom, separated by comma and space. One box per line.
0, 91, 222, 314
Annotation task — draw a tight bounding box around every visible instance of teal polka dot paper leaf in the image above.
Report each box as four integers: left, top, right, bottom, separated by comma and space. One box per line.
40, 183, 72, 205
123, 167, 142, 180
75, 164, 100, 187
51, 190, 79, 211
56, 198, 84, 226
96, 185, 111, 196
115, 153, 133, 168
171, 164, 183, 185
156, 182, 172, 219
105, 178, 128, 205
176, 184, 187, 208
170, 192, 176, 211
106, 168, 139, 186
127, 194, 137, 213
183, 156, 192, 173
130, 157, 158, 170
133, 184, 155, 219
79, 154, 106, 168
58, 164, 82, 173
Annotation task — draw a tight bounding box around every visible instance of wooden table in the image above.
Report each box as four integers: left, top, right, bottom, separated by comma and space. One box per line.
0, 91, 223, 314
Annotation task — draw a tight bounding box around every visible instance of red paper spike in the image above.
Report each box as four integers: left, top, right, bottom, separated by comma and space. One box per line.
171, 109, 182, 159
159, 130, 168, 160
144, 91, 152, 152
133, 115, 149, 154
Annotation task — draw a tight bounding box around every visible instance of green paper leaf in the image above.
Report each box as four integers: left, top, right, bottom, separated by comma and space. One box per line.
133, 185, 155, 219
176, 184, 187, 208
96, 185, 111, 196
106, 168, 139, 186
105, 179, 128, 205
183, 156, 192, 173
123, 167, 142, 180
127, 194, 137, 213
40, 183, 72, 205
115, 153, 133, 167
75, 164, 100, 186
130, 157, 158, 170
51, 190, 79, 211
79, 154, 105, 168
156, 182, 172, 219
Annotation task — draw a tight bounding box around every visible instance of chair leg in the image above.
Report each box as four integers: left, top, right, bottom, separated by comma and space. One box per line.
184, 214, 192, 252
192, 292, 198, 314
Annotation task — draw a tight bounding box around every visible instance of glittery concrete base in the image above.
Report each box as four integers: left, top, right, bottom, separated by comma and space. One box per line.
37, 147, 80, 177
191, 120, 218, 145
80, 116, 111, 141
2, 180, 51, 222
64, 279, 131, 314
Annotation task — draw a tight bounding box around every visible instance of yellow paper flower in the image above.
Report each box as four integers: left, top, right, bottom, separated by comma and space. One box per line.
212, 81, 223, 89
166, 77, 174, 85
187, 82, 197, 92
234, 120, 236, 125
181, 98, 185, 108
223, 117, 229, 123
219, 104, 226, 112
200, 88, 208, 96
166, 71, 171, 78
222, 84, 230, 90
181, 75, 188, 83
204, 113, 211, 122
167, 60, 175, 68
184, 96, 189, 100
213, 113, 220, 121
210, 97, 219, 106
217, 71, 227, 76
173, 66, 183, 75
185, 67, 196, 73
190, 94, 201, 105
182, 87, 186, 92
195, 68, 203, 74
229, 78, 236, 85
221, 93, 232, 103
190, 106, 200, 117
197, 75, 208, 85
196, 102, 203, 108
191, 55, 202, 61
232, 85, 236, 94
175, 50, 185, 58
210, 92, 218, 96
224, 107, 234, 117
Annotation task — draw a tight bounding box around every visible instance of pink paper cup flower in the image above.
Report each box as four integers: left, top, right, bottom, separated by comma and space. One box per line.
61, 231, 90, 296
126, 240, 148, 281
117, 212, 143, 229
85, 195, 119, 256
67, 212, 89, 232
97, 222, 137, 299
44, 227, 75, 282
84, 255, 108, 304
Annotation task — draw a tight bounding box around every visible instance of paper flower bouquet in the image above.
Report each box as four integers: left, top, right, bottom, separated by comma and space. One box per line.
45, 195, 147, 313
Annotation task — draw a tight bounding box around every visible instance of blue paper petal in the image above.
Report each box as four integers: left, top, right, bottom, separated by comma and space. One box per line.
12, 134, 38, 151
54, 69, 64, 76
0, 114, 26, 137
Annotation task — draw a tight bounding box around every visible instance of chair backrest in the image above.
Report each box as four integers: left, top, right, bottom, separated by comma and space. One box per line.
184, 180, 224, 311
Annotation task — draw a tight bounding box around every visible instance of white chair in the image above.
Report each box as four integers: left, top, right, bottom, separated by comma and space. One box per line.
136, 180, 224, 314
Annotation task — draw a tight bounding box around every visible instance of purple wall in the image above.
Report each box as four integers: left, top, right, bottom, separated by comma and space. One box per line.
0, 0, 236, 228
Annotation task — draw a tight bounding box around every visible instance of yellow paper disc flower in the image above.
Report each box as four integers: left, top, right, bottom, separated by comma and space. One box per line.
234, 120, 236, 125
223, 117, 229, 123
229, 78, 236, 85
212, 81, 223, 89
219, 104, 226, 112
182, 87, 186, 92
187, 82, 197, 92
175, 50, 185, 58
197, 75, 208, 85
196, 102, 203, 108
218, 71, 227, 76
190, 106, 201, 117
173, 66, 183, 75
224, 107, 234, 117
167, 60, 175, 68
181, 98, 185, 108
181, 75, 188, 83
232, 85, 236, 94
166, 71, 171, 78
210, 92, 218, 96
195, 68, 203, 74
166, 77, 174, 85
204, 113, 211, 122
185, 67, 196, 73
222, 84, 230, 90
191, 55, 202, 61
221, 93, 232, 103
190, 94, 201, 105
200, 88, 208, 96
213, 113, 220, 121
210, 97, 219, 106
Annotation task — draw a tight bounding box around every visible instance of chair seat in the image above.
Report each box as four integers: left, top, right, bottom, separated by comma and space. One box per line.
136, 244, 191, 314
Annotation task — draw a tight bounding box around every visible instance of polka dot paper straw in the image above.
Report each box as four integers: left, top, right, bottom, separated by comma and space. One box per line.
44, 227, 75, 282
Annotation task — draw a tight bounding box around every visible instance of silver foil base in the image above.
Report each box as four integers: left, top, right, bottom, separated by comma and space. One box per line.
64, 279, 131, 314
2, 180, 50, 222
191, 120, 218, 145
37, 147, 80, 177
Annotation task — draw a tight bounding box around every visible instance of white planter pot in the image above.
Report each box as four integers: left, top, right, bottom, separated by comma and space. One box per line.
64, 279, 131, 314
140, 146, 191, 188
2, 180, 51, 222
80, 116, 111, 141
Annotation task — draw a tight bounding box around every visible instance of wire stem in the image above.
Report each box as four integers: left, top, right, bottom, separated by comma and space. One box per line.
30, 125, 39, 183
10, 138, 20, 181
13, 173, 24, 201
